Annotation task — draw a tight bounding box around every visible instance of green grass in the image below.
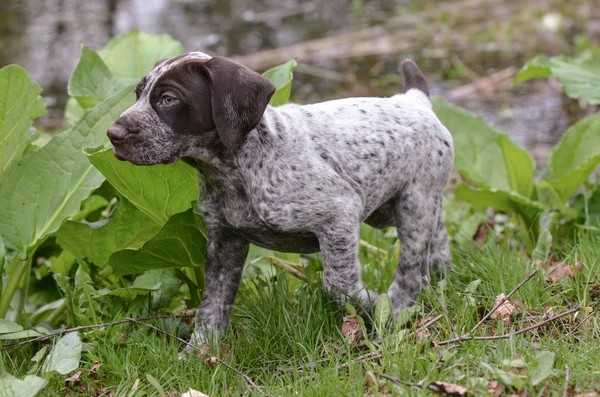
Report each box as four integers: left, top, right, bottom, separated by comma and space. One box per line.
3, 228, 600, 396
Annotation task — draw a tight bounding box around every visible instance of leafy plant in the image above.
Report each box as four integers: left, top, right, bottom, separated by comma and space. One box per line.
433, 55, 600, 249
0, 31, 297, 329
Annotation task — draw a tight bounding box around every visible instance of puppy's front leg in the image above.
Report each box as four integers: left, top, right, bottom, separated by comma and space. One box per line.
317, 218, 378, 312
192, 230, 249, 346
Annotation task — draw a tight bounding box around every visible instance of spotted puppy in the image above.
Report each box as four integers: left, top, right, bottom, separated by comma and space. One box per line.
107, 53, 454, 344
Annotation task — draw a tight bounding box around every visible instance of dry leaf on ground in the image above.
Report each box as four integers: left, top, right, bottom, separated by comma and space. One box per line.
65, 370, 83, 383
490, 293, 515, 324
428, 381, 468, 396
575, 393, 598, 397
181, 389, 210, 397
342, 315, 363, 344
487, 380, 502, 396
538, 260, 583, 283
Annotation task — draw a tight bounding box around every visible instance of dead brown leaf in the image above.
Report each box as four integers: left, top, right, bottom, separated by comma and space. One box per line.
203, 356, 219, 367
428, 381, 468, 396
342, 315, 363, 344
487, 380, 502, 396
181, 389, 210, 397
417, 326, 431, 343
490, 293, 515, 324
118, 333, 127, 344
94, 388, 114, 397
66, 370, 83, 383
575, 393, 598, 397
473, 223, 490, 246
546, 263, 575, 283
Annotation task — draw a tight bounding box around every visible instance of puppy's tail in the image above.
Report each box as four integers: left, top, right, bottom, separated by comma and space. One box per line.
400, 59, 431, 107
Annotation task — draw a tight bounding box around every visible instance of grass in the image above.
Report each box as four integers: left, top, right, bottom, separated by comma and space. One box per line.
2, 227, 600, 396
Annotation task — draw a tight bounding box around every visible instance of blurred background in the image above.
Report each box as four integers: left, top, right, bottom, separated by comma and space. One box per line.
1, 0, 599, 164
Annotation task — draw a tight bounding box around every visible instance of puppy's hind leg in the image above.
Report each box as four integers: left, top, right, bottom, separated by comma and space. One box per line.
387, 186, 439, 318
429, 199, 452, 281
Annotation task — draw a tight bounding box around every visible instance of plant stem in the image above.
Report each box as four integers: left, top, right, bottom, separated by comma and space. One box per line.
193, 266, 204, 299
0, 257, 30, 320
15, 261, 32, 325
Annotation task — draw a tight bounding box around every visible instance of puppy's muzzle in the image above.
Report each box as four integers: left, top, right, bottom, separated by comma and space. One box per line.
107, 124, 128, 144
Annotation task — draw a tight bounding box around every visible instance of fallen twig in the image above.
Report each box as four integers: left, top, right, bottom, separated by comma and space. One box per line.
436, 306, 581, 346
559, 311, 595, 341
2, 312, 197, 350
377, 373, 423, 388
424, 276, 459, 339
467, 269, 538, 337
263, 256, 308, 281
563, 365, 570, 397
126, 318, 262, 392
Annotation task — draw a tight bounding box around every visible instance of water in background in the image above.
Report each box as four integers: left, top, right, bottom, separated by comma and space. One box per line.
1, 0, 599, 163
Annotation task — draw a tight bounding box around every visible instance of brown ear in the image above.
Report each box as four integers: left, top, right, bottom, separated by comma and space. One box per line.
203, 57, 275, 151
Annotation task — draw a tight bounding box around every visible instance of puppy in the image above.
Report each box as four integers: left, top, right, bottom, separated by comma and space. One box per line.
107, 53, 453, 344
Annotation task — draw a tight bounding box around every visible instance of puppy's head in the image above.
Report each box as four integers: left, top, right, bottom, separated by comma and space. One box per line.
107, 52, 275, 165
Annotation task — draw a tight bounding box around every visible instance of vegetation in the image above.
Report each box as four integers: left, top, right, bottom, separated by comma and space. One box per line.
0, 31, 599, 396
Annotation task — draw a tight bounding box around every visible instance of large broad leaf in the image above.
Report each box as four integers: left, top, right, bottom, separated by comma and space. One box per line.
515, 53, 600, 104
542, 113, 600, 202
41, 332, 82, 375
0, 373, 47, 397
56, 196, 162, 266
0, 65, 47, 176
262, 59, 297, 107
68, 46, 137, 109
0, 318, 22, 334
529, 351, 555, 386
433, 99, 535, 197
98, 31, 184, 79
109, 207, 207, 276
65, 32, 183, 124
86, 147, 199, 225
455, 184, 547, 225
0, 86, 135, 254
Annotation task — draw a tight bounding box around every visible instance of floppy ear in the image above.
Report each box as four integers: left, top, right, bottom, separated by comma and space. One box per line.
203, 56, 276, 151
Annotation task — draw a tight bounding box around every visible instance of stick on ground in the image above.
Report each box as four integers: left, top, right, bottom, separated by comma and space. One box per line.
467, 269, 538, 336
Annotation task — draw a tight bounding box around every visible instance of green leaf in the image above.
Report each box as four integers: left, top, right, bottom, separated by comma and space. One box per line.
433, 99, 535, 197
68, 46, 137, 109
531, 229, 552, 263
464, 279, 481, 294
262, 59, 297, 107
65, 98, 85, 124
395, 305, 419, 328
455, 184, 547, 225
514, 55, 553, 84
86, 147, 199, 225
0, 65, 47, 176
56, 197, 162, 266
41, 332, 82, 375
47, 249, 76, 276
0, 328, 49, 340
109, 207, 207, 276
0, 319, 23, 334
146, 374, 167, 397
0, 85, 135, 254
0, 373, 47, 397
74, 266, 102, 325
137, 269, 182, 309
543, 113, 600, 202
374, 293, 392, 328
98, 31, 184, 79
529, 351, 555, 386
516, 53, 600, 104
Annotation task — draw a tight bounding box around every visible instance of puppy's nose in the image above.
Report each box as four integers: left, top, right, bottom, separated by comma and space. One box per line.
107, 124, 128, 143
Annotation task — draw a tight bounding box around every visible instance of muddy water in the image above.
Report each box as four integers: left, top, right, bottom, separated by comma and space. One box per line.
1, 0, 598, 164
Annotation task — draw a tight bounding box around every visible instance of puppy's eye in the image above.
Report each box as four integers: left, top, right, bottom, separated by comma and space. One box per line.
160, 94, 178, 107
